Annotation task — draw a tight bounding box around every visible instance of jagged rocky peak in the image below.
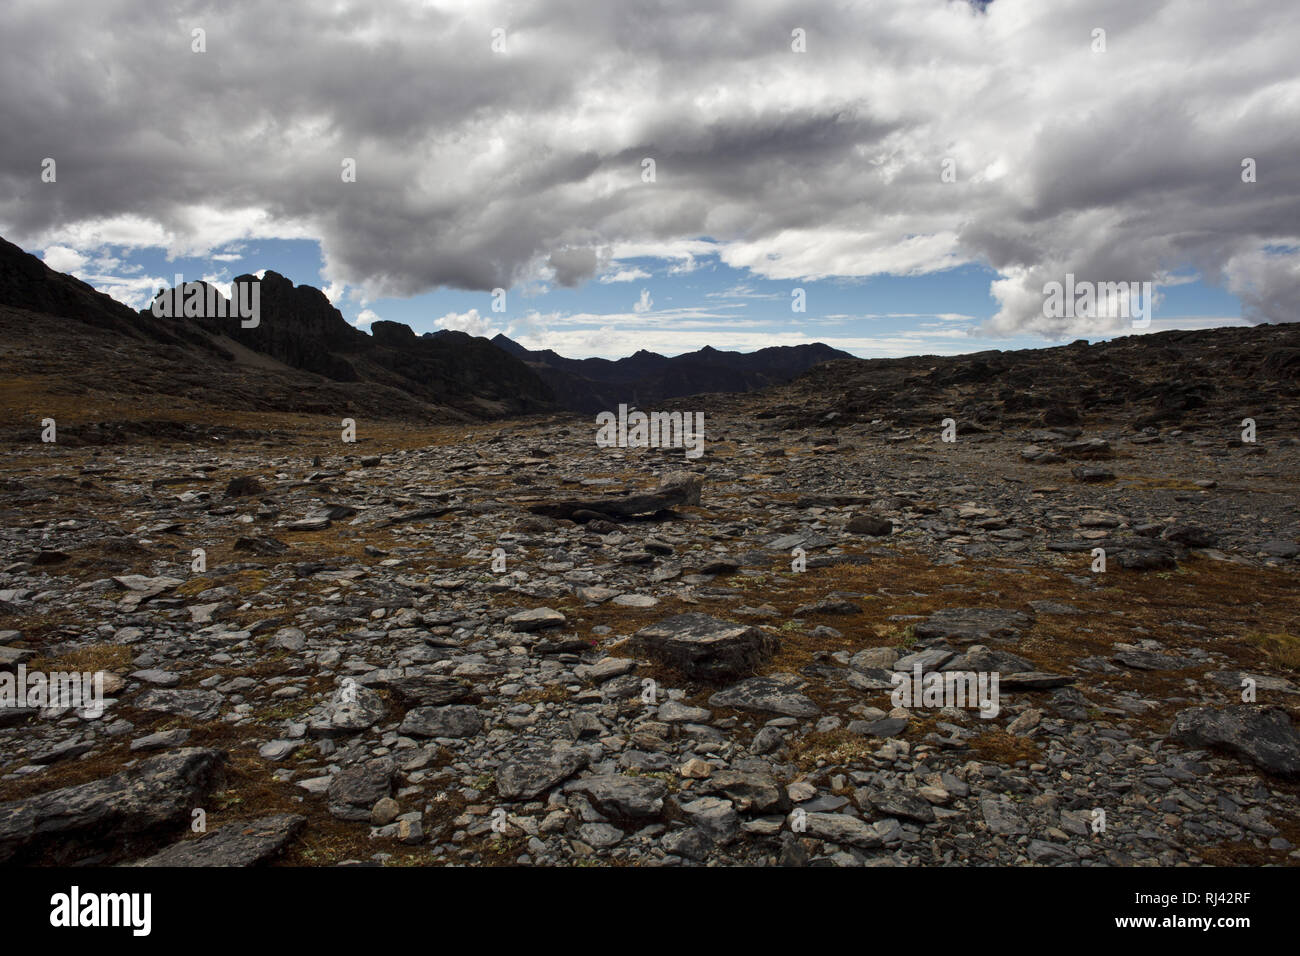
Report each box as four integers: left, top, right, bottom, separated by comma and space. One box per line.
0, 233, 555, 420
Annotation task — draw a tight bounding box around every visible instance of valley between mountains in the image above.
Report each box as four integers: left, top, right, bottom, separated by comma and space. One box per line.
1, 242, 1298, 868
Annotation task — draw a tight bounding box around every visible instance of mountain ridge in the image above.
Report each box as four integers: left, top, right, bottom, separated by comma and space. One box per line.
486, 332, 853, 412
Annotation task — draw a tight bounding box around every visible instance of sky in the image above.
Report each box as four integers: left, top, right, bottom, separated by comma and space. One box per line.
2, 0, 1296, 360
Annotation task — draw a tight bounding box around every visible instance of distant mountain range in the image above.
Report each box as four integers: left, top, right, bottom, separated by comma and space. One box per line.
0, 236, 552, 423
0, 235, 852, 429
484, 333, 853, 412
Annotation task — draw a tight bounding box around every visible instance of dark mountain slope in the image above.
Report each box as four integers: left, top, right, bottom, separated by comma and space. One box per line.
748, 325, 1300, 434
0, 238, 555, 438
156, 273, 555, 416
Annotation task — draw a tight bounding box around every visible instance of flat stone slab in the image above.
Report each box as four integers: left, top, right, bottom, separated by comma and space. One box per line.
129, 813, 306, 867
0, 646, 35, 672
568, 774, 667, 819
656, 699, 711, 723
382, 675, 472, 707
112, 575, 184, 592
135, 688, 223, 721
527, 472, 701, 521
306, 686, 387, 738
1102, 538, 1181, 570
708, 676, 820, 717
496, 748, 589, 801
131, 668, 181, 687
802, 812, 884, 848
767, 532, 833, 551
0, 748, 226, 864
996, 671, 1074, 690
1113, 649, 1193, 671
327, 758, 395, 821
792, 599, 863, 617
1169, 705, 1300, 779
505, 607, 566, 631
941, 646, 1032, 673
894, 648, 955, 672
700, 770, 789, 814
130, 728, 191, 752
1205, 671, 1300, 695
576, 657, 638, 684
631, 613, 778, 682
980, 798, 1029, 835
913, 608, 1032, 644
1259, 539, 1299, 558
868, 789, 936, 823
860, 717, 909, 738
399, 704, 484, 738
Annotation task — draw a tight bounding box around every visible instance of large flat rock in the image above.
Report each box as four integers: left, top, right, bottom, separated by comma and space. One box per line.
399, 704, 484, 738
708, 676, 820, 717
569, 774, 667, 818
527, 472, 701, 521
1169, 705, 1300, 779
128, 813, 305, 867
913, 608, 1032, 644
0, 748, 227, 864
496, 748, 589, 801
631, 613, 778, 681
382, 674, 473, 708
135, 688, 224, 721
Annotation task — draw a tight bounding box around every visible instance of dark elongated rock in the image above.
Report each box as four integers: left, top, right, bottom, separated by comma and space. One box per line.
1110, 538, 1180, 570
383, 675, 472, 708
941, 646, 1033, 673
0, 748, 227, 864
1113, 649, 1191, 671
846, 514, 892, 536
700, 770, 790, 814
1071, 465, 1114, 482
128, 813, 305, 867
135, 688, 224, 721
795, 494, 874, 508
868, 789, 936, 823
528, 472, 701, 521
631, 613, 777, 681
1169, 705, 1300, 779
496, 748, 589, 801
708, 676, 820, 717
913, 608, 1032, 644
1058, 439, 1113, 459
792, 599, 863, 616
233, 535, 289, 555
996, 671, 1074, 690
861, 716, 909, 737
224, 476, 263, 498
1161, 524, 1218, 548
569, 774, 667, 818
399, 704, 483, 738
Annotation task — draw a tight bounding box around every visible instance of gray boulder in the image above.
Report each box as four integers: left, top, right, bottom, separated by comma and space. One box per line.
1169, 705, 1300, 779
129, 813, 305, 867
632, 613, 777, 682
0, 748, 226, 864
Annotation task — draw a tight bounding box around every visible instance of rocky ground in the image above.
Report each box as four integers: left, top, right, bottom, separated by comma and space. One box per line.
1, 383, 1298, 868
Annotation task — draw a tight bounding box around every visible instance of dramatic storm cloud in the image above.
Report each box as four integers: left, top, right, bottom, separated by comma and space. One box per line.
1, 0, 1297, 338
